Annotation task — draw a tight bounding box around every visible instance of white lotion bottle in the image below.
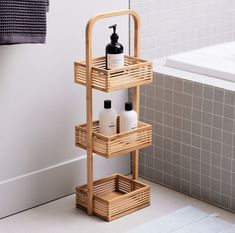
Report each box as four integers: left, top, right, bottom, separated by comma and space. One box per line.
99, 100, 117, 136
120, 102, 137, 133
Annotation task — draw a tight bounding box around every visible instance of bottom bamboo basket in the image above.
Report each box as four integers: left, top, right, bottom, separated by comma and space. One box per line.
76, 174, 151, 221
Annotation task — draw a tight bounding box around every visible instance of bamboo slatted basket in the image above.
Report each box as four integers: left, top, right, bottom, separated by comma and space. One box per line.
76, 174, 150, 221
74, 55, 153, 92
74, 9, 153, 221
75, 120, 152, 158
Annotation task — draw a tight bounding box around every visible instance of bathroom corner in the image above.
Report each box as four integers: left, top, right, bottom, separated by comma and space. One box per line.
130, 0, 235, 212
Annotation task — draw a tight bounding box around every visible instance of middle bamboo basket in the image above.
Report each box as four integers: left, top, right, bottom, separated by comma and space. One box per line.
74, 55, 152, 92
75, 120, 152, 158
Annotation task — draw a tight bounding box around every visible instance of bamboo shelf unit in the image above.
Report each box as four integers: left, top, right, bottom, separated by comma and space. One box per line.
74, 9, 153, 221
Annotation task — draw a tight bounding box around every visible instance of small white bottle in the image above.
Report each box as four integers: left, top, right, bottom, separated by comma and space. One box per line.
120, 102, 137, 133
99, 100, 117, 136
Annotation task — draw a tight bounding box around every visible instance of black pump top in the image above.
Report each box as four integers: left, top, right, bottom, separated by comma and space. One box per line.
125, 102, 133, 111
109, 24, 119, 43
104, 100, 111, 109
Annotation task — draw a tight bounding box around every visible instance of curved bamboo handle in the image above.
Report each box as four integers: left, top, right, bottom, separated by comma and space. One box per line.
86, 9, 140, 62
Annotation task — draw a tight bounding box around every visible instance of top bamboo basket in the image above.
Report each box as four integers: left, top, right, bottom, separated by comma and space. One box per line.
74, 55, 152, 92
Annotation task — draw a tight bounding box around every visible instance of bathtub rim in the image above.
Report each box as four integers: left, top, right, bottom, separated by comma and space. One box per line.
153, 58, 235, 92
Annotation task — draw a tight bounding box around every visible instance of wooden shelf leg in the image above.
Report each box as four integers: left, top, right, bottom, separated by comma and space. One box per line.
86, 74, 93, 215
132, 150, 139, 180
131, 16, 140, 180
87, 148, 93, 215
132, 86, 140, 180
86, 22, 93, 214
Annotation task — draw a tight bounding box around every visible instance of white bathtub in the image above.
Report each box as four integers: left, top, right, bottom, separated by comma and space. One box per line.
165, 42, 235, 82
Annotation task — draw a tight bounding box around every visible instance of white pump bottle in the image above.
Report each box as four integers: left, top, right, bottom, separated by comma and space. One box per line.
99, 100, 117, 136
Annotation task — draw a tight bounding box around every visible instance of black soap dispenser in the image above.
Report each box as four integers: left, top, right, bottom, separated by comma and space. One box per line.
106, 24, 124, 70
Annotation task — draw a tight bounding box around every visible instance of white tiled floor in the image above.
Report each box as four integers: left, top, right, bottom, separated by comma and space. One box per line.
0, 178, 235, 233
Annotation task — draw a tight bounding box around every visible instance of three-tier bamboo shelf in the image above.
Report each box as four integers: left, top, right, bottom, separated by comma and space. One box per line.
74, 9, 153, 221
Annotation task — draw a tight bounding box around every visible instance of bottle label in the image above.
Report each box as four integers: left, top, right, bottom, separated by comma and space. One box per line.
107, 53, 124, 69
109, 122, 115, 128
131, 125, 137, 130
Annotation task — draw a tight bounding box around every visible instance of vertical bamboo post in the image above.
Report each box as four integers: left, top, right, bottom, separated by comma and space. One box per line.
132, 87, 140, 180
85, 9, 140, 215
85, 21, 93, 216
132, 15, 140, 180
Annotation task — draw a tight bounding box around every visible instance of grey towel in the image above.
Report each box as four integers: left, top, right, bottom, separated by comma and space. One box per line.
0, 0, 49, 45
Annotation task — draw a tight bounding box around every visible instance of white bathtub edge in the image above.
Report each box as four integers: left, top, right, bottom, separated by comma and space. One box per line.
153, 58, 235, 92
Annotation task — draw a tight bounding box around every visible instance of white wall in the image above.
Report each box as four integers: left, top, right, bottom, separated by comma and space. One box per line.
130, 0, 235, 59
0, 0, 129, 218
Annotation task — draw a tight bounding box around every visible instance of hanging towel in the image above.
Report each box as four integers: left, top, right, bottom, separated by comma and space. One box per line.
0, 0, 49, 45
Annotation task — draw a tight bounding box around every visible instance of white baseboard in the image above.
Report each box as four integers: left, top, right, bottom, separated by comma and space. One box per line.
0, 154, 130, 218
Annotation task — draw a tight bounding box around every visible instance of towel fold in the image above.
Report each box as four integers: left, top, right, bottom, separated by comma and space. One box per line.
0, 0, 49, 45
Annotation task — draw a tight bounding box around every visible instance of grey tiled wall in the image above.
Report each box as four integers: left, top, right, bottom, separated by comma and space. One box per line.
139, 72, 235, 212
130, 0, 235, 59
